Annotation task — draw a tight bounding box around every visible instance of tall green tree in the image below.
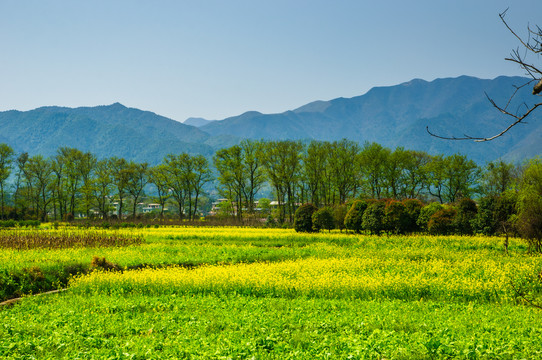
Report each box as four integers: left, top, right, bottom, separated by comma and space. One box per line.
57, 147, 85, 217
302, 141, 330, 207
51, 152, 67, 220
427, 155, 446, 203
125, 162, 148, 218
214, 141, 264, 220
441, 154, 480, 203
164, 153, 191, 219
0, 144, 14, 219
214, 145, 245, 220
401, 150, 431, 199
79, 152, 97, 218
260, 140, 303, 223
240, 140, 265, 214
383, 147, 409, 199
428, 154, 479, 203
517, 158, 542, 251
149, 164, 171, 218
359, 142, 390, 199
109, 157, 131, 220
189, 155, 212, 220
12, 152, 29, 217
24, 155, 54, 221
480, 160, 519, 197
92, 159, 114, 219
329, 139, 361, 204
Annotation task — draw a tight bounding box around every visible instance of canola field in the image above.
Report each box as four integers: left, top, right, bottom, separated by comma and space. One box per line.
1, 226, 542, 359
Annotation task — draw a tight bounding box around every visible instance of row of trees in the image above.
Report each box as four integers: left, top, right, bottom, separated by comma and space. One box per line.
293, 157, 542, 250
0, 139, 528, 225
213, 139, 518, 223
0, 145, 211, 221
295, 197, 505, 237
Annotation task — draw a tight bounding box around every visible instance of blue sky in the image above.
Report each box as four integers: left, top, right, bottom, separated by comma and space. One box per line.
1, 1, 541, 122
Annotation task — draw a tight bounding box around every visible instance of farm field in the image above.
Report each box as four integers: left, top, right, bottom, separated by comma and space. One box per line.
1, 226, 542, 359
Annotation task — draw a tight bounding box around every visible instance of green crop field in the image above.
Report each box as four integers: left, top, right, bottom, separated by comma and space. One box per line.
1, 226, 542, 359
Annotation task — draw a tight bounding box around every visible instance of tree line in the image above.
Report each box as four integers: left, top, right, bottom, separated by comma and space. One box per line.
213, 139, 517, 222
0, 139, 535, 233
0, 144, 211, 221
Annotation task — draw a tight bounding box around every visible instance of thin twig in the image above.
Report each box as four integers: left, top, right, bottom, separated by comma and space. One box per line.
500, 10, 541, 54
509, 280, 542, 310
427, 10, 542, 142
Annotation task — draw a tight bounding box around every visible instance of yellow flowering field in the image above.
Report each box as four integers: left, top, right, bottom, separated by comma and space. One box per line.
69, 252, 539, 303
3, 226, 542, 358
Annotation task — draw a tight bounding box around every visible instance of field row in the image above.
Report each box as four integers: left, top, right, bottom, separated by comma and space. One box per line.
2, 294, 542, 359
0, 227, 531, 302
69, 255, 540, 303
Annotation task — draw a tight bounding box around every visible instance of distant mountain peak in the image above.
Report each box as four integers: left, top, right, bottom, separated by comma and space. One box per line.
240, 111, 262, 117
294, 100, 331, 114
401, 78, 427, 86
184, 117, 215, 127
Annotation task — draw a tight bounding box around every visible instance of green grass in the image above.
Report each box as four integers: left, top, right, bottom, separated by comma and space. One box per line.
2, 228, 542, 358
2, 293, 542, 359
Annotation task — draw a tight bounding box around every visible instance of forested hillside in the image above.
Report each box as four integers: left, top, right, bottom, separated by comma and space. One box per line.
0, 103, 214, 164
0, 76, 540, 164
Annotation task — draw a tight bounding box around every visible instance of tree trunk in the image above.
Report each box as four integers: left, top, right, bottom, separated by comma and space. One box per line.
0, 183, 4, 220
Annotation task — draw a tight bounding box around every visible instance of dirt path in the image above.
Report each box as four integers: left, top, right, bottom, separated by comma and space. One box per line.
0, 289, 66, 307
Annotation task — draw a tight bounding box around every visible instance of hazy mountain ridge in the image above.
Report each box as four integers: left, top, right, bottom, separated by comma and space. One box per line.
0, 76, 539, 164
0, 103, 214, 163
200, 75, 541, 163
183, 117, 216, 127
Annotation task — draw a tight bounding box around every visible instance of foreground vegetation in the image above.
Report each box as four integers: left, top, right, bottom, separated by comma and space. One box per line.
4, 294, 542, 359
1, 226, 542, 358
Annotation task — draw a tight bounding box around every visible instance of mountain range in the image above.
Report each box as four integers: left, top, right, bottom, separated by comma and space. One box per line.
0, 75, 540, 164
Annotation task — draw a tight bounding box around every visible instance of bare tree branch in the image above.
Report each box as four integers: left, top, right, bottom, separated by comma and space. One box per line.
509, 279, 542, 311
427, 9, 542, 141
499, 9, 541, 54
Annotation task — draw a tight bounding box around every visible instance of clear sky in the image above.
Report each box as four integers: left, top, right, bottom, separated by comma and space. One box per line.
1, 1, 541, 122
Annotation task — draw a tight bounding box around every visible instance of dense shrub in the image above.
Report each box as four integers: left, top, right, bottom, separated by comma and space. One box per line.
344, 200, 368, 233
517, 159, 542, 251
494, 192, 517, 236
0, 220, 16, 228
454, 198, 478, 235
402, 199, 423, 233
428, 207, 457, 235
362, 201, 386, 235
417, 202, 443, 232
384, 200, 409, 234
312, 207, 335, 232
0, 220, 42, 228
0, 262, 87, 302
265, 214, 277, 228
518, 191, 542, 251
332, 204, 348, 232
294, 203, 318, 233
90, 256, 120, 271
475, 196, 497, 235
